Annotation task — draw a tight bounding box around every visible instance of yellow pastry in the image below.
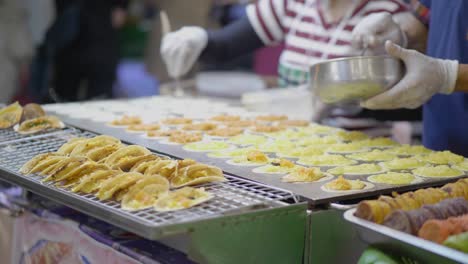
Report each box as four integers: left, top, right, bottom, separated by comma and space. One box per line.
413, 165, 464, 178
183, 141, 231, 152
298, 154, 357, 167
326, 143, 368, 154
453, 160, 468, 171
228, 134, 268, 145
229, 150, 270, 166
297, 136, 341, 146
336, 130, 369, 141
347, 149, 398, 162
277, 146, 324, 158
323, 176, 367, 191
417, 151, 465, 165
359, 137, 399, 148
387, 144, 431, 156
208, 147, 256, 158
328, 163, 385, 175
380, 157, 427, 170
282, 166, 326, 182
367, 172, 420, 185
153, 187, 213, 212
254, 159, 296, 174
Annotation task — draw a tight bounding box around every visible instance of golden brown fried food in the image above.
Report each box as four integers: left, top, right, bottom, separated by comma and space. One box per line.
146, 130, 179, 138
27, 155, 68, 175
206, 127, 244, 137
162, 117, 193, 125
85, 144, 121, 162
69, 135, 121, 157
56, 138, 87, 155
97, 172, 144, 200
171, 164, 225, 188
19, 153, 60, 174
209, 115, 241, 122
17, 116, 63, 134
126, 123, 161, 132
71, 170, 120, 193
0, 102, 22, 129
153, 187, 213, 212
104, 145, 151, 170
169, 132, 203, 144
252, 125, 286, 133
224, 120, 256, 128
255, 115, 288, 122
121, 175, 170, 211
182, 122, 217, 131
43, 157, 88, 182
130, 157, 163, 174
20, 103, 45, 122
110, 115, 142, 126
278, 120, 309, 127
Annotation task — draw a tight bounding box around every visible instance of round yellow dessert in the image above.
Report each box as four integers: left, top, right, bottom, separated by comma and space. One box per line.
277, 146, 325, 158
327, 163, 385, 175
417, 151, 465, 165
228, 134, 268, 146
297, 154, 357, 167
326, 143, 368, 154
297, 124, 341, 135
208, 147, 256, 158
412, 165, 464, 178
336, 131, 369, 141
257, 139, 295, 153
359, 137, 399, 148
267, 129, 311, 140
347, 149, 398, 162
227, 150, 270, 166
253, 159, 296, 174
387, 144, 431, 156
453, 160, 468, 171
297, 136, 341, 146
183, 141, 231, 152
282, 166, 331, 183
322, 176, 371, 192
367, 172, 421, 185
379, 157, 427, 170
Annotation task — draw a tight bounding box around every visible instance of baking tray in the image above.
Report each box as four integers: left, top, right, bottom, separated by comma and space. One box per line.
0, 126, 77, 144
0, 130, 299, 240
344, 209, 468, 264
54, 115, 468, 206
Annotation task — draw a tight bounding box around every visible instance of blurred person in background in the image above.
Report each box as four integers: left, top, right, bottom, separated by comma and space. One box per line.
29, 0, 129, 103
160, 0, 425, 141
0, 0, 33, 103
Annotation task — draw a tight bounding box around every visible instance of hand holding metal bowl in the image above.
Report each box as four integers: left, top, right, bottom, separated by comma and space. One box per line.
309, 55, 404, 104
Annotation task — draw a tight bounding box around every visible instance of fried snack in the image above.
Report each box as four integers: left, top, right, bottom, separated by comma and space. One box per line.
70, 135, 121, 157
19, 153, 60, 174
126, 123, 160, 132
328, 164, 385, 176
46, 161, 103, 183
56, 138, 87, 155
224, 120, 256, 128
130, 157, 162, 174
209, 115, 241, 122
347, 149, 398, 162
387, 144, 431, 156
368, 172, 419, 185
169, 131, 203, 144
418, 151, 465, 165
146, 130, 178, 138
278, 120, 309, 127
297, 136, 340, 146
323, 176, 366, 191
297, 124, 340, 134
71, 170, 120, 193
110, 115, 142, 126
208, 147, 258, 159
121, 175, 170, 211
282, 166, 325, 183
229, 150, 270, 166
354, 179, 468, 224
42, 157, 88, 182
453, 160, 468, 172
379, 157, 427, 171
383, 198, 468, 235
85, 144, 121, 162
228, 134, 267, 145
418, 214, 468, 244
255, 115, 288, 122
206, 127, 244, 137
161, 117, 193, 125
104, 145, 151, 170
171, 164, 225, 188
20, 103, 45, 123
27, 155, 68, 175
254, 159, 296, 174
336, 130, 369, 141
326, 143, 367, 154
145, 159, 197, 180
17, 115, 63, 134
153, 187, 213, 212
277, 146, 324, 158
413, 165, 464, 178
298, 154, 357, 167
183, 141, 231, 152
258, 140, 295, 153
0, 102, 22, 128
252, 125, 286, 133
182, 122, 217, 131
358, 137, 399, 148
97, 172, 144, 200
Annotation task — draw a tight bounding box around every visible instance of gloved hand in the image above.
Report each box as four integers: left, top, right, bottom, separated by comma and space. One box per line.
361, 41, 459, 109
160, 26, 208, 78
352, 12, 407, 53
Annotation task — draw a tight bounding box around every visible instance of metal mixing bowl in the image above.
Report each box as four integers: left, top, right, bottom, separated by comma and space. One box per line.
309, 55, 404, 104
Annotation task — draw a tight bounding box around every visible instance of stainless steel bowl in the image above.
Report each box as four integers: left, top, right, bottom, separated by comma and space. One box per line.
309, 55, 404, 104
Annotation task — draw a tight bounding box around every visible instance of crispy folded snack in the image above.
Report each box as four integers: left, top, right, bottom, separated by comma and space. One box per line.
0, 102, 22, 129
20, 103, 45, 123
121, 175, 170, 211
42, 157, 88, 182
104, 145, 151, 170
154, 187, 213, 212
70, 135, 121, 157
169, 131, 203, 144
145, 159, 197, 180
182, 122, 217, 131
17, 115, 63, 134
85, 144, 121, 162
96, 172, 144, 200
171, 164, 225, 188
206, 127, 244, 137
19, 153, 60, 174
130, 157, 163, 174
28, 156, 68, 175
355, 178, 468, 224
53, 162, 109, 184
282, 166, 324, 183
56, 138, 87, 155
71, 169, 120, 194
126, 123, 160, 132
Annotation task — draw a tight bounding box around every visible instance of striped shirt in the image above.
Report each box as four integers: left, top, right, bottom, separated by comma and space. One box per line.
246, 0, 408, 76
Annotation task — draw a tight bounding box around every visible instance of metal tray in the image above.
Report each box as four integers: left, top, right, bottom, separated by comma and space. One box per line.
55, 115, 468, 206
344, 208, 468, 264
0, 126, 77, 144
0, 131, 298, 240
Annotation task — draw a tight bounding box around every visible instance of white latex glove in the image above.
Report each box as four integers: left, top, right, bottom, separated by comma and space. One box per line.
361, 41, 459, 110
352, 12, 407, 52
160, 26, 208, 78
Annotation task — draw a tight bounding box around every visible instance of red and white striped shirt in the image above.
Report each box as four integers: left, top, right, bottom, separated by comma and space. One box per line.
247, 0, 408, 72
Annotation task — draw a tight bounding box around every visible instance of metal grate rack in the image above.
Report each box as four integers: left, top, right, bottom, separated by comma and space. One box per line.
0, 127, 85, 144
0, 130, 297, 239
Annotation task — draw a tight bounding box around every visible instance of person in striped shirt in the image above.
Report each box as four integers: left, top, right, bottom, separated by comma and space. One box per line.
161, 0, 410, 87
